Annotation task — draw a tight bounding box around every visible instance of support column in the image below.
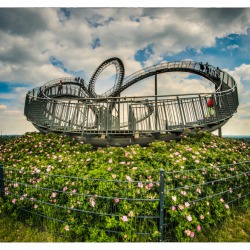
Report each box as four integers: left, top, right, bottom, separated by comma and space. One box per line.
155, 74, 158, 130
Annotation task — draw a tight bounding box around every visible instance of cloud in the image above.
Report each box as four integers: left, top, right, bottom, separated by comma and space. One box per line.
0, 105, 7, 110
0, 7, 250, 135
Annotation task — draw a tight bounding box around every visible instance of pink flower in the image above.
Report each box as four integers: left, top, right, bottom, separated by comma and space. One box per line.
107, 167, 111, 171
225, 204, 230, 209
14, 183, 18, 188
196, 188, 201, 194
121, 215, 128, 222
89, 197, 95, 207
149, 183, 153, 188
182, 175, 187, 179
12, 198, 17, 204
51, 192, 57, 198
200, 214, 204, 220
120, 162, 125, 165
109, 158, 113, 163
172, 196, 177, 202
138, 182, 143, 188
34, 204, 38, 209
126, 175, 132, 182
197, 225, 201, 231
72, 189, 76, 194
187, 215, 192, 222
172, 206, 176, 211
195, 159, 200, 164
220, 198, 224, 203
181, 191, 187, 196
185, 230, 191, 236
63, 186, 68, 192
114, 198, 120, 203
190, 231, 195, 238
185, 202, 190, 207
178, 204, 184, 210
65, 225, 69, 231
86, 158, 90, 162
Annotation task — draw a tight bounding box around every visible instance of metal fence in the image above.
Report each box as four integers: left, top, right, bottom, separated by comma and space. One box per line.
0, 161, 249, 242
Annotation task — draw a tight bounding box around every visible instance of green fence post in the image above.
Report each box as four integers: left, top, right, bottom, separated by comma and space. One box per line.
0, 164, 4, 198
159, 169, 165, 242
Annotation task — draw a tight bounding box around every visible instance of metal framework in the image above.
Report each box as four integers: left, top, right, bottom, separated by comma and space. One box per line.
24, 58, 239, 146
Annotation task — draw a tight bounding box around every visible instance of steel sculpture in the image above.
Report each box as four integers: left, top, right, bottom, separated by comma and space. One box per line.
24, 58, 239, 146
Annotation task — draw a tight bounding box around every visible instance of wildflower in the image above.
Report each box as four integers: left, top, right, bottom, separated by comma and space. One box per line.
172, 206, 176, 211
172, 196, 177, 202
185, 230, 191, 236
89, 197, 95, 207
185, 202, 190, 207
63, 186, 68, 192
197, 225, 201, 231
34, 204, 38, 209
51, 192, 57, 198
149, 183, 153, 188
71, 182, 75, 186
12, 199, 17, 204
114, 198, 120, 203
65, 225, 70, 231
86, 158, 90, 162
121, 215, 128, 222
128, 211, 134, 217
181, 191, 187, 196
220, 198, 224, 203
120, 162, 125, 165
178, 204, 184, 210
145, 185, 150, 190
187, 215, 192, 222
126, 175, 132, 182
200, 214, 204, 220
109, 158, 113, 163
112, 174, 116, 179
195, 159, 200, 164
225, 204, 230, 209
229, 188, 233, 193
190, 231, 195, 238
182, 175, 187, 179
72, 189, 76, 194
14, 183, 18, 188
196, 188, 202, 194
107, 167, 111, 171
138, 182, 143, 188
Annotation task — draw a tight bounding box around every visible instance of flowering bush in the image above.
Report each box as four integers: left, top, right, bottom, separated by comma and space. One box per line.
0, 131, 249, 242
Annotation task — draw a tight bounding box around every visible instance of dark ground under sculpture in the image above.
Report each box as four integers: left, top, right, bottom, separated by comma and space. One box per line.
24, 58, 239, 146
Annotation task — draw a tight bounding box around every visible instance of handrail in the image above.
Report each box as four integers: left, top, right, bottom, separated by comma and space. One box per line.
24, 59, 238, 145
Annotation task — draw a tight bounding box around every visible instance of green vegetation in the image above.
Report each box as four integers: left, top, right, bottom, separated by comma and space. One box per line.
0, 131, 249, 242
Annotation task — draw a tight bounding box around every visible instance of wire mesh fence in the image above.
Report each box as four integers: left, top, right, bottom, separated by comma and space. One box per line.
0, 161, 249, 242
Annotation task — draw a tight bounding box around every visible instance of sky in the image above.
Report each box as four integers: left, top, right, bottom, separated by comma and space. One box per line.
0, 1, 250, 136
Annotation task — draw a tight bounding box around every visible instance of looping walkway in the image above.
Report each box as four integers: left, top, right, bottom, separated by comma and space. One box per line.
24, 59, 239, 146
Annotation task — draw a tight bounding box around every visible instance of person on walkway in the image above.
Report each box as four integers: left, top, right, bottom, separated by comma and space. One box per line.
206, 96, 215, 118
58, 80, 63, 94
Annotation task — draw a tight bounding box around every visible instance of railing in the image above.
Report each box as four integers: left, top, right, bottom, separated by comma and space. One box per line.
24, 61, 238, 138
0, 161, 249, 242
